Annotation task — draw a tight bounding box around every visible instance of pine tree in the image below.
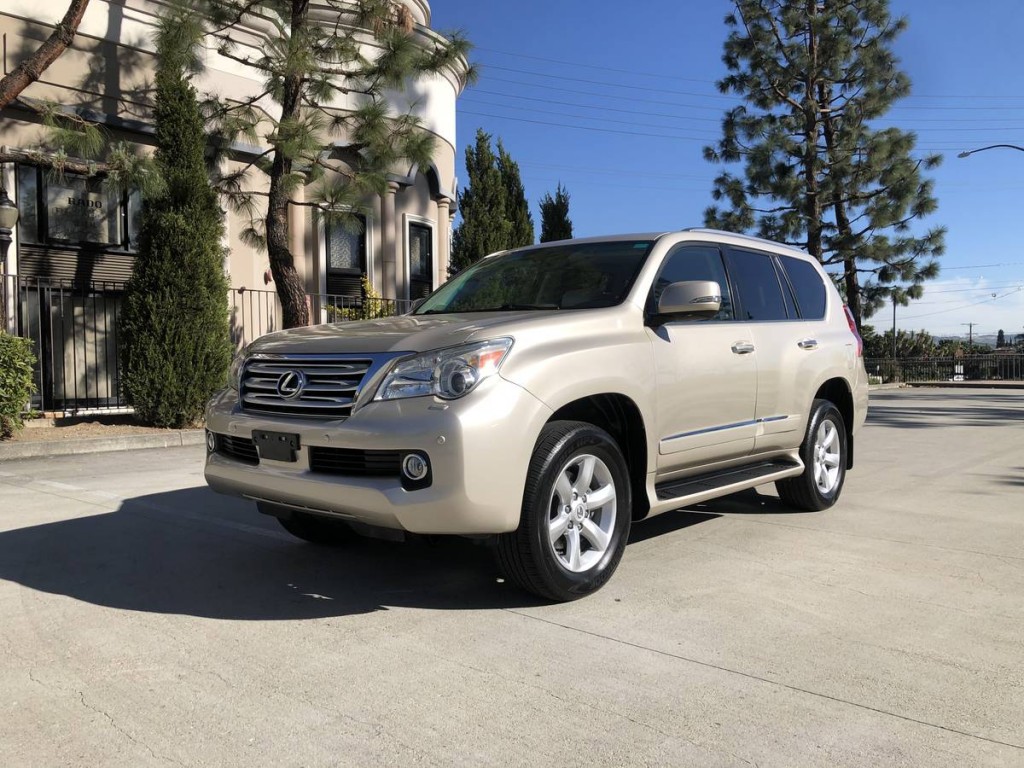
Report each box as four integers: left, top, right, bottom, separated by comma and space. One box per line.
497, 139, 534, 248
207, 0, 472, 328
451, 129, 511, 273
997, 329, 1005, 348
703, 0, 945, 326
539, 183, 573, 242
118, 4, 232, 428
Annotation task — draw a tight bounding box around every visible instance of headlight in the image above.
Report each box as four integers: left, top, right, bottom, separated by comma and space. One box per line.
374, 338, 513, 401
228, 346, 250, 391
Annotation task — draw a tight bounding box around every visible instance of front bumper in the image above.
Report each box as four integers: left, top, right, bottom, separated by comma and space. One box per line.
203, 377, 552, 535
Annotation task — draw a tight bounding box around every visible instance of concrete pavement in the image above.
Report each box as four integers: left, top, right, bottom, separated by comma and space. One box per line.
0, 388, 1021, 766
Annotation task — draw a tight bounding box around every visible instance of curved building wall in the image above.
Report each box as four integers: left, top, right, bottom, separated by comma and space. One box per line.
0, 0, 465, 305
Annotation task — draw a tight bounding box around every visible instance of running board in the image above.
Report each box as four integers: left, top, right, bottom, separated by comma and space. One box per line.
652, 458, 803, 508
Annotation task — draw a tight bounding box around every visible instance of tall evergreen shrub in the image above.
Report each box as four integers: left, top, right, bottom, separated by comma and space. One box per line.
119, 9, 231, 428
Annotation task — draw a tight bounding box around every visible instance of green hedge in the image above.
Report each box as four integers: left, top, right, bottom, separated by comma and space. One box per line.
0, 332, 36, 439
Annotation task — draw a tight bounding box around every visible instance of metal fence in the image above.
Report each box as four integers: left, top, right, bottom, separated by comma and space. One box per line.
865, 355, 1024, 384
3, 275, 127, 412
3, 275, 415, 415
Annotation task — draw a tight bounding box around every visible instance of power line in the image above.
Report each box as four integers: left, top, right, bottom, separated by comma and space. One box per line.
476, 48, 1024, 103
459, 109, 712, 141
901, 287, 1023, 319
461, 97, 721, 137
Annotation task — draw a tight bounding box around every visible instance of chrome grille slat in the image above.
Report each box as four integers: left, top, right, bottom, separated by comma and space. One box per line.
239, 354, 375, 419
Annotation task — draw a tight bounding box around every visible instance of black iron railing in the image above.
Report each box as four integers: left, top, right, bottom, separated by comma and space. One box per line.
3, 276, 417, 414
3, 274, 127, 412
865, 355, 1024, 384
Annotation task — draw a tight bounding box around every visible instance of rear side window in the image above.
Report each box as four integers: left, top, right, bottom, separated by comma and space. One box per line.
725, 248, 790, 321
779, 255, 827, 319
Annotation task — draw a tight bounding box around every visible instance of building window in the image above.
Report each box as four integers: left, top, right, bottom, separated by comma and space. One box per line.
16, 165, 141, 252
409, 223, 433, 299
324, 214, 367, 297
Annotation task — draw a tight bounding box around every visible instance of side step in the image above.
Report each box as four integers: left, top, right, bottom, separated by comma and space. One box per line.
655, 458, 801, 501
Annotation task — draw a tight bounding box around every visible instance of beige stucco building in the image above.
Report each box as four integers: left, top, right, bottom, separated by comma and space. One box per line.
1, 0, 467, 300
0, 0, 468, 409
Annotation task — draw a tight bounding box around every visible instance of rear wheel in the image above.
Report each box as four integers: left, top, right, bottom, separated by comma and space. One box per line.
776, 399, 847, 511
496, 421, 631, 602
258, 502, 355, 546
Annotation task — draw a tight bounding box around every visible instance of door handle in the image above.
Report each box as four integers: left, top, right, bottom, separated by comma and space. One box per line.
731, 341, 755, 355
797, 338, 819, 350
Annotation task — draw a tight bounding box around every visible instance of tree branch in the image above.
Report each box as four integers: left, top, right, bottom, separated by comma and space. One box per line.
0, 0, 91, 110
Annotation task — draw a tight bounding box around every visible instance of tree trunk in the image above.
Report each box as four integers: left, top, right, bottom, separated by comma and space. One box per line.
802, 1, 822, 261
818, 83, 864, 327
264, 0, 311, 329
0, 0, 91, 110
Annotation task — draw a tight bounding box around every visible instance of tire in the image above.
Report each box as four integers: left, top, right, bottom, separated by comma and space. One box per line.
258, 502, 355, 546
496, 420, 632, 602
776, 399, 847, 512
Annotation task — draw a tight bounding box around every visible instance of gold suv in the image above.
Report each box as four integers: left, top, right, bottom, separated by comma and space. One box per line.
205, 229, 868, 601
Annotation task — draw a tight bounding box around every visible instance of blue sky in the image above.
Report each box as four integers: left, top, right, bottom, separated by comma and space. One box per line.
431, 0, 1024, 340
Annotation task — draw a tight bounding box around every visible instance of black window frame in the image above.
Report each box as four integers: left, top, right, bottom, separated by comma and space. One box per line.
16, 164, 140, 253
408, 222, 433, 300
324, 212, 367, 298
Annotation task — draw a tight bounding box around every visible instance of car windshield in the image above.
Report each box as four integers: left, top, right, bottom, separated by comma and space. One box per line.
415, 240, 655, 315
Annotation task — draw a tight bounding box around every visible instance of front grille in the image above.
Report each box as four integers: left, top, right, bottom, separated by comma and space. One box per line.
309, 446, 401, 477
218, 434, 259, 465
240, 355, 374, 419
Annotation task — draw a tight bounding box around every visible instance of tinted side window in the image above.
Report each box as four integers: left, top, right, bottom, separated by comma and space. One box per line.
726, 248, 790, 321
779, 255, 827, 319
650, 245, 733, 321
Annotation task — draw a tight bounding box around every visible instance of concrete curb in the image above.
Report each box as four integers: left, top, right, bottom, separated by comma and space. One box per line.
0, 430, 205, 461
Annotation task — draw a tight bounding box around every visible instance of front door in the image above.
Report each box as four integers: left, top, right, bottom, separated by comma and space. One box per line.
647, 244, 758, 473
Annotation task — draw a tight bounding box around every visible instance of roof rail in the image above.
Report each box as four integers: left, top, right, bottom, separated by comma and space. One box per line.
680, 228, 809, 254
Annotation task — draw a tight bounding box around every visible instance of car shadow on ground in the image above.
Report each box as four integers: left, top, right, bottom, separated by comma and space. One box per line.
866, 391, 1024, 429
0, 486, 720, 619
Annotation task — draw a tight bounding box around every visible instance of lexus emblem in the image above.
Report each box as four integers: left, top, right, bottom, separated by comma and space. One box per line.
276, 370, 306, 400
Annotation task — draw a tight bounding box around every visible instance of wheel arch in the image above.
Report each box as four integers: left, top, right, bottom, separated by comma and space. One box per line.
814, 377, 855, 469
547, 393, 651, 520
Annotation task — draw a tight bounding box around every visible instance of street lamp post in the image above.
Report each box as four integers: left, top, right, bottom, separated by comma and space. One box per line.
0, 183, 20, 328
958, 144, 1024, 158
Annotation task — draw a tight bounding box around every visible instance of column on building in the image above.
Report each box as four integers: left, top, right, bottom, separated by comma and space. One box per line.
434, 196, 450, 288
380, 181, 400, 300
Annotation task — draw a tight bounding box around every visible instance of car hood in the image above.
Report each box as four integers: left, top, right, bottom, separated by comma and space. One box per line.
246, 312, 556, 356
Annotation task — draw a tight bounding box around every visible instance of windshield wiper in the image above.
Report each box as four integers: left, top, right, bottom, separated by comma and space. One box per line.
483, 303, 560, 311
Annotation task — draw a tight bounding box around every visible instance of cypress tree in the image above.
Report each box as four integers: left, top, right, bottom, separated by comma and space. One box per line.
118, 5, 231, 428
497, 139, 534, 248
703, 0, 945, 326
451, 129, 511, 273
539, 183, 573, 243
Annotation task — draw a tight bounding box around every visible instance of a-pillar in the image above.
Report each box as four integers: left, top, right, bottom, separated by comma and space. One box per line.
434, 196, 450, 287
381, 181, 400, 300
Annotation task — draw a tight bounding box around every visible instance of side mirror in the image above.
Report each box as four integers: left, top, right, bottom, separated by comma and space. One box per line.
656, 280, 722, 318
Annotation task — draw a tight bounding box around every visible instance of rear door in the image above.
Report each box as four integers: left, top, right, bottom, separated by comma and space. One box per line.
724, 247, 823, 454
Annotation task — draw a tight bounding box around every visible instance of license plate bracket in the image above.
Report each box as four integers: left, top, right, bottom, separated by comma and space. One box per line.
253, 430, 300, 462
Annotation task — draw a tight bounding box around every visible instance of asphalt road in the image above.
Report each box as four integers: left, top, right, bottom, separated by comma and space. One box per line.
1, 388, 1021, 767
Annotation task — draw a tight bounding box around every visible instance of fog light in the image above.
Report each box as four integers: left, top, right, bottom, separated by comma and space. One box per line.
402, 452, 429, 481
206, 430, 218, 453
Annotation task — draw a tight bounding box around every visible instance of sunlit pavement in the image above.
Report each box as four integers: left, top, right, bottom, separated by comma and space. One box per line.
1, 388, 1021, 766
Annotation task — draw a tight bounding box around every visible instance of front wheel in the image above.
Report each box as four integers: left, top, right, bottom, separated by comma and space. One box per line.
496, 421, 631, 602
776, 399, 847, 511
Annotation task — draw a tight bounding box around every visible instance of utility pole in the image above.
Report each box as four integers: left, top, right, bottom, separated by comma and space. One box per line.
962, 322, 977, 349
891, 294, 898, 359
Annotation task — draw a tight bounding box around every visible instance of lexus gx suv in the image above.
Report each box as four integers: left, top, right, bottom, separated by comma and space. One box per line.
205, 229, 868, 601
